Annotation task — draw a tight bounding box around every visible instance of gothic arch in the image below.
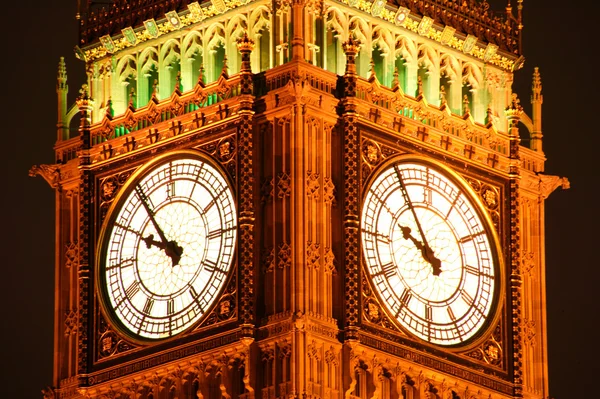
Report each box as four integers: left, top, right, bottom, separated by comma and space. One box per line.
324, 6, 348, 41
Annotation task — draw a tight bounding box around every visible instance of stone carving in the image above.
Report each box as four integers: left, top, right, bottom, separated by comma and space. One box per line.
306, 241, 321, 268
65, 241, 78, 269
278, 242, 292, 269
306, 171, 320, 199
277, 172, 291, 198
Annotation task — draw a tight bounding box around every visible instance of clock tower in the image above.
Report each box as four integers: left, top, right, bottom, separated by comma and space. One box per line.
31, 0, 568, 398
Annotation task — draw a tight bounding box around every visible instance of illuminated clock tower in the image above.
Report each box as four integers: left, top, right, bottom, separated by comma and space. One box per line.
31, 0, 568, 398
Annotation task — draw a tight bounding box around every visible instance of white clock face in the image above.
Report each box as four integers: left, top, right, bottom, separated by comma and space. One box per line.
361, 160, 497, 346
99, 154, 236, 340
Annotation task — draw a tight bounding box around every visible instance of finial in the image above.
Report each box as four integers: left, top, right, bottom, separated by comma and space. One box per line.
236, 31, 255, 53
369, 58, 376, 81
463, 94, 470, 115
174, 71, 182, 93
486, 104, 493, 125
128, 87, 136, 107
57, 57, 67, 82
504, 92, 524, 123
198, 64, 205, 86
392, 67, 399, 90
152, 79, 158, 96
440, 85, 447, 106
57, 57, 68, 92
342, 36, 361, 75
220, 55, 229, 79
76, 84, 93, 109
532, 67, 541, 90
106, 98, 114, 118
507, 93, 522, 112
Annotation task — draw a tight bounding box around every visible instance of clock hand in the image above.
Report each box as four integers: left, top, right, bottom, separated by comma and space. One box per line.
398, 225, 442, 276
394, 166, 442, 276
135, 186, 184, 266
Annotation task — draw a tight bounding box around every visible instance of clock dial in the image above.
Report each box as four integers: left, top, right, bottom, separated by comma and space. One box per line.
361, 160, 497, 346
98, 153, 236, 340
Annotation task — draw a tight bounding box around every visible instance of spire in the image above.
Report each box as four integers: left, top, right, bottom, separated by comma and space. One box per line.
57, 57, 67, 92
531, 67, 543, 152
57, 57, 69, 141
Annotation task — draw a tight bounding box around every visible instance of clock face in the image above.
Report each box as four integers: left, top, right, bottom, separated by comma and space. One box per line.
98, 153, 236, 340
361, 159, 498, 346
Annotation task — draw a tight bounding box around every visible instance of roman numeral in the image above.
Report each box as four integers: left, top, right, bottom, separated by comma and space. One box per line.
143, 298, 154, 314
465, 265, 480, 275
461, 290, 474, 305
400, 288, 412, 306
380, 262, 397, 279
207, 229, 222, 240
425, 304, 432, 321
166, 181, 175, 198
125, 281, 140, 298
204, 200, 215, 214
447, 306, 456, 321
189, 286, 204, 312
423, 188, 432, 205
167, 299, 174, 316
459, 231, 484, 243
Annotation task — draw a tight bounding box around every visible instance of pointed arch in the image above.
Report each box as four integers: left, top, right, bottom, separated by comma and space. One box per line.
182, 31, 204, 90
138, 47, 160, 106
348, 16, 370, 78
225, 14, 249, 74
204, 22, 227, 83
159, 38, 182, 98
372, 25, 394, 86
115, 55, 138, 111
323, 6, 348, 75
249, 5, 271, 72
394, 34, 418, 96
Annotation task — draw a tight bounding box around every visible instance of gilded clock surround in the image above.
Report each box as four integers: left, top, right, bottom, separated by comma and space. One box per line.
30, 0, 568, 398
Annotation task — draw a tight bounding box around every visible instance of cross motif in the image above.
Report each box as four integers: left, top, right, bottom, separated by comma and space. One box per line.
170, 121, 182, 136
124, 136, 136, 152
440, 135, 452, 150
393, 117, 405, 132
193, 111, 206, 128
218, 104, 229, 120
101, 144, 113, 160
487, 153, 499, 168
147, 128, 160, 144
464, 144, 476, 159
369, 108, 382, 123
416, 126, 429, 141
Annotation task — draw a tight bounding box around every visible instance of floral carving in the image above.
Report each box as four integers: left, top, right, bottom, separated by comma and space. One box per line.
306, 171, 320, 199
323, 247, 336, 274
65, 241, 78, 269
306, 241, 320, 268
262, 246, 275, 273
323, 177, 336, 205
64, 309, 77, 336
278, 242, 292, 269
277, 172, 291, 198
261, 176, 274, 204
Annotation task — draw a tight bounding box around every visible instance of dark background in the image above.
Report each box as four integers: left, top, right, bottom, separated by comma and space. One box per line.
3, 0, 596, 398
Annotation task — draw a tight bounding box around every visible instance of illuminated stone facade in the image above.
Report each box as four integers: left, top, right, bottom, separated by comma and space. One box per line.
31, 1, 568, 398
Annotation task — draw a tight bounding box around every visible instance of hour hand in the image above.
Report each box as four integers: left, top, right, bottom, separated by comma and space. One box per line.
142, 234, 184, 266
398, 224, 442, 276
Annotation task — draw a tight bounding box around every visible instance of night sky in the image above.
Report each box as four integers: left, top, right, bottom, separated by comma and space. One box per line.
3, 1, 596, 398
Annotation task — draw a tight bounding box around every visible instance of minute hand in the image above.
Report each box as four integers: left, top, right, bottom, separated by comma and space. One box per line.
394, 166, 442, 276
